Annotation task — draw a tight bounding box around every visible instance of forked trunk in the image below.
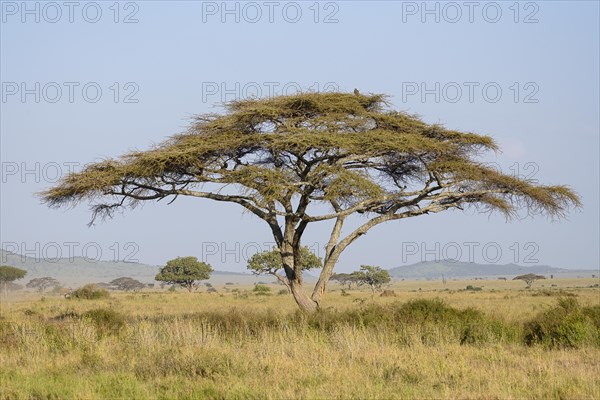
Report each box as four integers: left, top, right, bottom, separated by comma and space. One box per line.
289, 278, 318, 312
281, 237, 318, 312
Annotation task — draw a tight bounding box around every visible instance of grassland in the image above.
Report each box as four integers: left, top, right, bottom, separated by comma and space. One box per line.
1, 278, 599, 399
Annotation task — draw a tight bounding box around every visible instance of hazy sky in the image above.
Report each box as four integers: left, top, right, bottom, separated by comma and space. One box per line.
1, 1, 598, 272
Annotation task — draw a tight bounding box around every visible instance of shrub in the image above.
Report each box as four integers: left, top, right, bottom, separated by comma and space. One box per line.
70, 284, 109, 300
253, 284, 271, 293
523, 298, 600, 348
82, 308, 126, 337
277, 289, 288, 295
465, 285, 482, 291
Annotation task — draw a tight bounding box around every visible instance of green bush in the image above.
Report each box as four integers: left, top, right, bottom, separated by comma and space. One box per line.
523, 298, 600, 348
70, 284, 109, 300
253, 284, 271, 293
465, 285, 482, 291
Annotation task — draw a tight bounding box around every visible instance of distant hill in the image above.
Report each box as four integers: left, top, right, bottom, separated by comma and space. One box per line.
0, 249, 271, 287
3, 249, 596, 286
388, 260, 597, 280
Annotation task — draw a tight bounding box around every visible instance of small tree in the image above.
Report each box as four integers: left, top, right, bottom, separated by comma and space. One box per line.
109, 277, 146, 292
353, 265, 391, 296
155, 256, 212, 292
26, 277, 61, 293
513, 273, 546, 288
247, 246, 321, 292
0, 266, 27, 295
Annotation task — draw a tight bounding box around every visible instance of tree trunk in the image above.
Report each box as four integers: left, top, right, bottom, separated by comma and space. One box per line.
311, 256, 340, 306
280, 229, 318, 312
272, 272, 291, 293
289, 278, 318, 312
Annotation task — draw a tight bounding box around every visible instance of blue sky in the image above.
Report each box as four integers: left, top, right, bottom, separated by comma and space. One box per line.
1, 1, 598, 272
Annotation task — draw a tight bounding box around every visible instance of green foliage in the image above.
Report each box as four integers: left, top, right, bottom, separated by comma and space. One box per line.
247, 246, 322, 275
0, 265, 27, 285
70, 284, 110, 300
524, 298, 600, 348
465, 285, 482, 291
253, 284, 272, 293
41, 91, 580, 226
352, 265, 391, 293
155, 256, 212, 292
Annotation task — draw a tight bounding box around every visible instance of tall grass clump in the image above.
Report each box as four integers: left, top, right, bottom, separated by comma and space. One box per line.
82, 308, 127, 337
295, 299, 520, 345
524, 297, 600, 348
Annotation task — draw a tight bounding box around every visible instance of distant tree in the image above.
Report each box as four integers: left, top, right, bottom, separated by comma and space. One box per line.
513, 273, 546, 288
247, 246, 321, 292
109, 277, 146, 292
0, 266, 27, 295
353, 265, 391, 296
155, 256, 212, 292
329, 273, 360, 290
26, 277, 61, 293
6, 282, 24, 292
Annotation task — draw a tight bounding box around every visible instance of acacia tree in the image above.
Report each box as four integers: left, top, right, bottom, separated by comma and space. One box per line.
0, 266, 27, 295
26, 277, 61, 293
513, 273, 546, 288
247, 246, 322, 292
329, 273, 360, 290
40, 92, 580, 311
353, 265, 391, 296
109, 277, 146, 292
155, 256, 212, 292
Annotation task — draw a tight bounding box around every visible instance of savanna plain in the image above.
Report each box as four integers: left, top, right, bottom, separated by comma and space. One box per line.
1, 278, 599, 399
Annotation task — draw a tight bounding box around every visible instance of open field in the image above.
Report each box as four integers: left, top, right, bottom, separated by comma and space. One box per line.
1, 278, 599, 399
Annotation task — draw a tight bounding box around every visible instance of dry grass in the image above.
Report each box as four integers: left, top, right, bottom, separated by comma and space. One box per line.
1, 278, 598, 399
